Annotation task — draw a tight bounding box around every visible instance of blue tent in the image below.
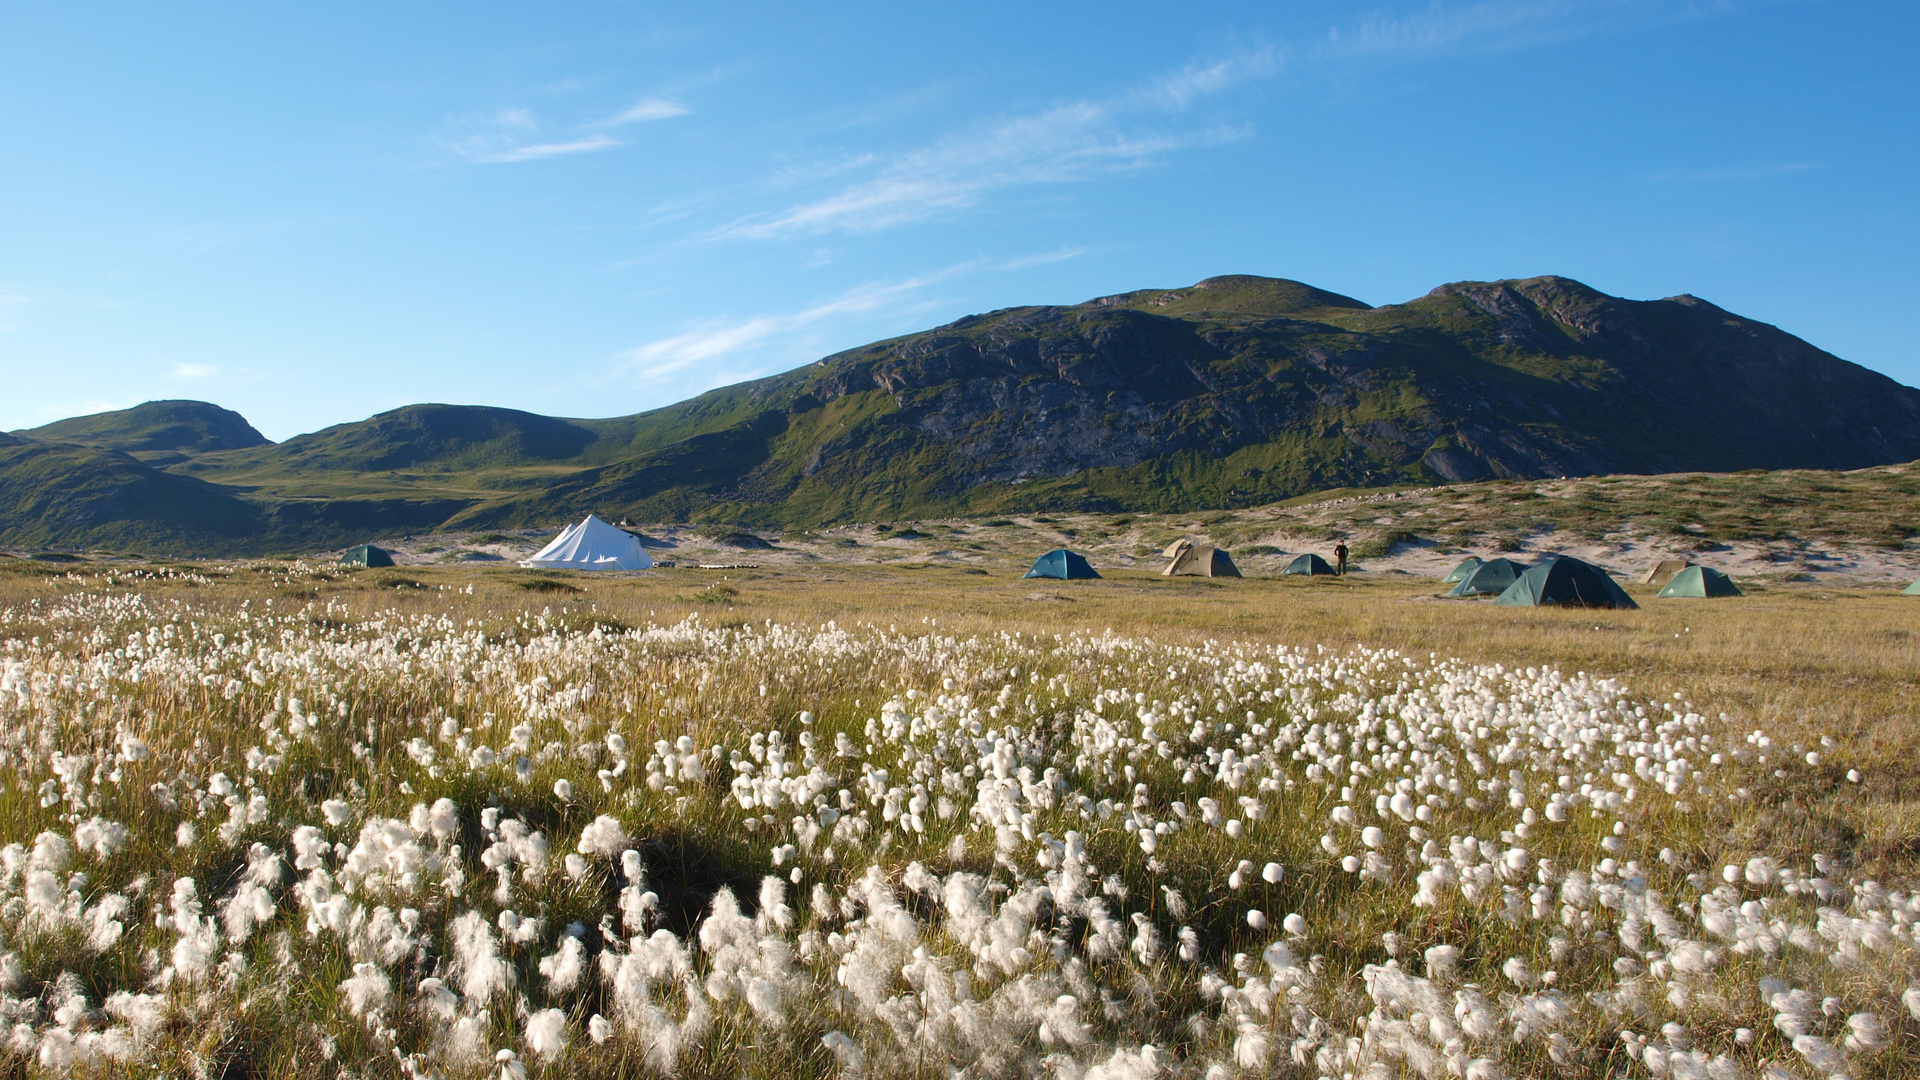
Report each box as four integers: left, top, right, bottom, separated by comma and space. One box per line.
1493, 556, 1638, 609
1023, 549, 1100, 580
1445, 557, 1525, 597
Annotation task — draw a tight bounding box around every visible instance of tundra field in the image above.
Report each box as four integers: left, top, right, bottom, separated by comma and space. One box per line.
0, 558, 1917, 1080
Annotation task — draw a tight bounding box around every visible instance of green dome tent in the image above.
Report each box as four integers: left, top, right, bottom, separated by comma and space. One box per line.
1280, 553, 1336, 576
1903, 579, 1920, 596
1023, 549, 1100, 580
1445, 557, 1525, 598
1657, 565, 1742, 598
1493, 556, 1638, 609
340, 544, 395, 568
1442, 556, 1484, 583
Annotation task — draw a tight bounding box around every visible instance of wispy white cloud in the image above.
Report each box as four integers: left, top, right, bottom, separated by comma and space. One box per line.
442, 94, 690, 164
615, 246, 1109, 388
1321, 0, 1733, 58
170, 362, 218, 379
1644, 161, 1823, 183
714, 47, 1276, 240
609, 98, 691, 124
616, 264, 981, 385
1134, 47, 1283, 110
999, 247, 1088, 272
468, 134, 621, 164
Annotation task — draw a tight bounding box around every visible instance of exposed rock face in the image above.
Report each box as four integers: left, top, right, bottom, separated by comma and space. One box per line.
7, 274, 1920, 552
737, 274, 1920, 511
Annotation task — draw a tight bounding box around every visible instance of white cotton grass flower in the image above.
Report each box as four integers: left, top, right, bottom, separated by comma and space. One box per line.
73, 817, 129, 860
524, 1008, 568, 1060
821, 1031, 864, 1069
1844, 1011, 1885, 1052
0, 581, 1894, 1073
553, 779, 574, 801
417, 978, 459, 1023
539, 935, 587, 994
577, 815, 629, 858
338, 962, 390, 1019
175, 821, 197, 848
1502, 956, 1536, 988
30, 832, 71, 873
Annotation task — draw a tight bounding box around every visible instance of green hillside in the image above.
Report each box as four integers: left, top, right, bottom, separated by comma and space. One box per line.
16, 399, 269, 463
6, 274, 1920, 556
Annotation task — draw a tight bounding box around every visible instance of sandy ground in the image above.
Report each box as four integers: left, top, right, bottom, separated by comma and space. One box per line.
336, 516, 1920, 588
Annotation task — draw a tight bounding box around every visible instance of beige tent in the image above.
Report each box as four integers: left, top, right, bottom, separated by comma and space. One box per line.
1165, 543, 1241, 578
1162, 538, 1194, 559
1643, 559, 1692, 587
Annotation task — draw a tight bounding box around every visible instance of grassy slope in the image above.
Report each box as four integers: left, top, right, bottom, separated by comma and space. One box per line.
15, 399, 270, 459
11, 275, 1920, 552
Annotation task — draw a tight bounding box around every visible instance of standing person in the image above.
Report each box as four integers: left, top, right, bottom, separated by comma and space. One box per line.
1334, 542, 1349, 576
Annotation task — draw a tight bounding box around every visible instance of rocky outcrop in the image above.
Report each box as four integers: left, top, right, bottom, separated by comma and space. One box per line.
10, 274, 1920, 549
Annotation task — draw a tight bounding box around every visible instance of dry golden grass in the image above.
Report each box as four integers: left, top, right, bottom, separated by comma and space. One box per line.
20, 557, 1918, 881
4, 555, 1916, 1077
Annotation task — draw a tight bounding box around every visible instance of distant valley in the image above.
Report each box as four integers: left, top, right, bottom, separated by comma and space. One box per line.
6, 274, 1920, 557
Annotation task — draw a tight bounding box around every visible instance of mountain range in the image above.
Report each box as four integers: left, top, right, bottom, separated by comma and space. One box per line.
7, 274, 1919, 556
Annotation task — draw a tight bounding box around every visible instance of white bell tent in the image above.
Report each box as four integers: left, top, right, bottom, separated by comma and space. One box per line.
519, 515, 654, 571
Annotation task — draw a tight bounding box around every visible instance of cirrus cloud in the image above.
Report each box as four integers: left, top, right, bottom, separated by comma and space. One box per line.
711, 45, 1277, 240
440, 95, 691, 165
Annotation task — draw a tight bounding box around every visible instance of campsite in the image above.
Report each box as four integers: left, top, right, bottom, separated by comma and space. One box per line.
5, 492, 1919, 1079
8, 5, 1919, 1073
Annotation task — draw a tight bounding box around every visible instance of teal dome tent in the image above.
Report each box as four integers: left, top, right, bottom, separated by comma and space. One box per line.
1442, 556, 1484, 583
1445, 557, 1525, 598
1493, 556, 1637, 609
340, 544, 395, 568
1280, 553, 1336, 576
1656, 565, 1742, 598
1023, 549, 1100, 580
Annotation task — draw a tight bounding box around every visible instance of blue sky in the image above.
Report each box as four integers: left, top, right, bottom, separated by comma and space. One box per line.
2, 0, 1914, 440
